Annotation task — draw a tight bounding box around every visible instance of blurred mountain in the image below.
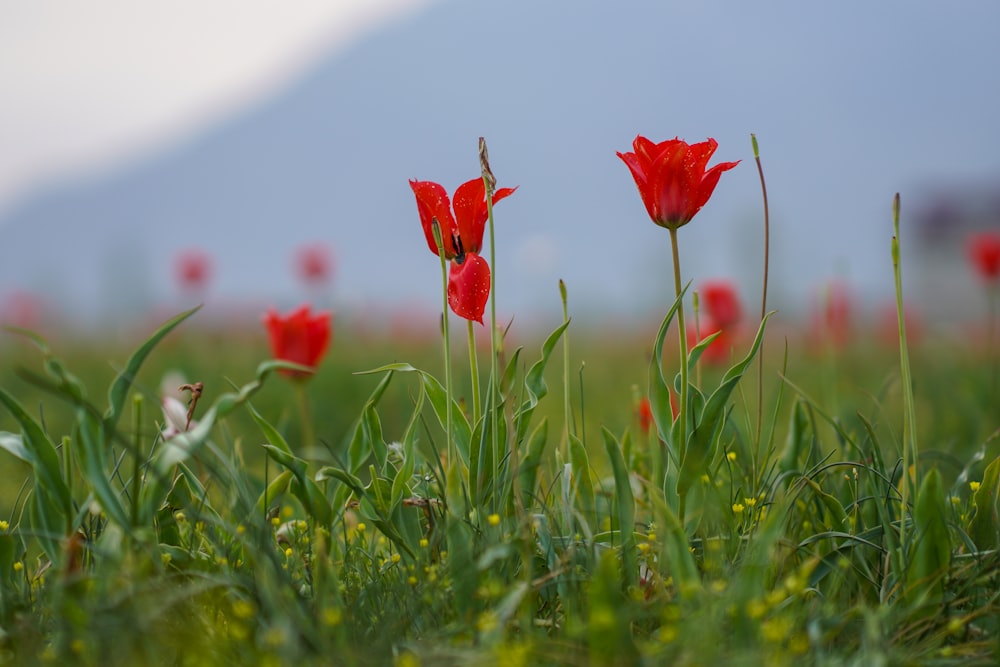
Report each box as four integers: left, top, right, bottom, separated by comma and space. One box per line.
2, 0, 999, 329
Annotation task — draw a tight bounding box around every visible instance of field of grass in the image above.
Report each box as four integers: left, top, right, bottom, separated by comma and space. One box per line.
0, 300, 997, 666
1, 137, 999, 666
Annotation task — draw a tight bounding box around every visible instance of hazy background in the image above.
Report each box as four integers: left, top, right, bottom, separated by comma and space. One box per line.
2, 0, 999, 333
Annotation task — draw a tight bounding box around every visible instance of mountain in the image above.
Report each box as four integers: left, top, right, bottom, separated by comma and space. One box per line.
2, 0, 999, 329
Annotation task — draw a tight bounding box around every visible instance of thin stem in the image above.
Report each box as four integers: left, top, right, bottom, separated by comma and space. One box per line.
431, 220, 454, 470
752, 134, 770, 467
668, 227, 689, 524
484, 175, 501, 514
560, 280, 573, 462
467, 319, 481, 426
892, 193, 917, 547
130, 394, 143, 526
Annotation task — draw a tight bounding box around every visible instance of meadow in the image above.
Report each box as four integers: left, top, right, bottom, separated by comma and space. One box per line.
0, 136, 999, 666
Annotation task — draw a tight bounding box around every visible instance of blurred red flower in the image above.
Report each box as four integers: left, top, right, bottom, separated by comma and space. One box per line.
968, 231, 1000, 283
262, 305, 332, 379
637, 392, 678, 433
700, 280, 743, 329
295, 243, 334, 286
810, 282, 853, 349
175, 248, 212, 292
409, 178, 516, 324
689, 318, 733, 365
617, 136, 739, 230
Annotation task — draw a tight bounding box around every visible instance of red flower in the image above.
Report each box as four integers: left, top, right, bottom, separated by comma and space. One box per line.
617, 136, 739, 229
175, 248, 212, 292
688, 318, 732, 365
700, 280, 743, 329
262, 305, 332, 379
410, 178, 516, 324
637, 393, 678, 433
810, 282, 853, 349
968, 231, 1000, 283
295, 243, 334, 286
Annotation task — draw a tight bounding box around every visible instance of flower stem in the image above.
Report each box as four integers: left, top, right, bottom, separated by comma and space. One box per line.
431, 220, 454, 471
892, 193, 917, 547
560, 280, 573, 462
484, 177, 501, 514
467, 318, 481, 426
668, 226, 689, 523
130, 394, 142, 526
752, 133, 770, 475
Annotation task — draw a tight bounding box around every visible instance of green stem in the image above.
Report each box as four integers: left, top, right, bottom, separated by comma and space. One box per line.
431, 221, 454, 471
752, 134, 770, 472
668, 227, 689, 524
130, 394, 142, 527
484, 176, 500, 514
892, 193, 917, 547
467, 319, 481, 426
560, 280, 573, 462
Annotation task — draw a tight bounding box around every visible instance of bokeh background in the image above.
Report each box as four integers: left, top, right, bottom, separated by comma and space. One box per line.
1, 0, 999, 334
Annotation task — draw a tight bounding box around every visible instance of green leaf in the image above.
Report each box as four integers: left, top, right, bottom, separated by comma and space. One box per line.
515, 321, 569, 443
76, 409, 130, 528
569, 432, 595, 521
103, 305, 201, 435
0, 389, 73, 522
254, 470, 294, 519
907, 467, 951, 610
603, 427, 636, 590
677, 312, 772, 500
648, 288, 685, 463
969, 455, 1000, 551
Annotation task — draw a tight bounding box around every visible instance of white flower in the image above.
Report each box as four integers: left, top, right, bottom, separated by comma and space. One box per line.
161, 396, 192, 439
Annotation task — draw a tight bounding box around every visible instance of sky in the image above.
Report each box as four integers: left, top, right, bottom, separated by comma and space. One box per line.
0, 0, 435, 212
2, 1, 999, 329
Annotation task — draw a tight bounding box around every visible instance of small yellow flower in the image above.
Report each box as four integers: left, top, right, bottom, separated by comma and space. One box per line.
284, 547, 293, 557
356, 523, 366, 533
744, 497, 757, 507
732, 503, 745, 514
232, 599, 256, 619
647, 532, 657, 542
408, 576, 418, 586
0, 520, 9, 531
419, 538, 429, 548
727, 451, 737, 462
391, 553, 402, 564
323, 607, 343, 627
270, 516, 281, 527
487, 514, 501, 527
282, 506, 295, 518
970, 481, 981, 492
235, 524, 246, 535
700, 474, 711, 484
13, 562, 23, 572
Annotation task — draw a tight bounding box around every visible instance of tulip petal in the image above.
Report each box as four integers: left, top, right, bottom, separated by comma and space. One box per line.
447, 253, 491, 324
263, 305, 332, 379
410, 179, 457, 258
452, 178, 488, 254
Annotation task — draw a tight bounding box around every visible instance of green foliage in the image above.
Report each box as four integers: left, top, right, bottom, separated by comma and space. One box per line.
0, 302, 996, 666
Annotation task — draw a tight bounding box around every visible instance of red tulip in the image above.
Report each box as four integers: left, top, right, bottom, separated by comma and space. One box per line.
617, 136, 739, 229
175, 248, 212, 292
410, 177, 516, 324
700, 280, 743, 329
262, 305, 332, 379
295, 243, 334, 286
968, 231, 1000, 283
